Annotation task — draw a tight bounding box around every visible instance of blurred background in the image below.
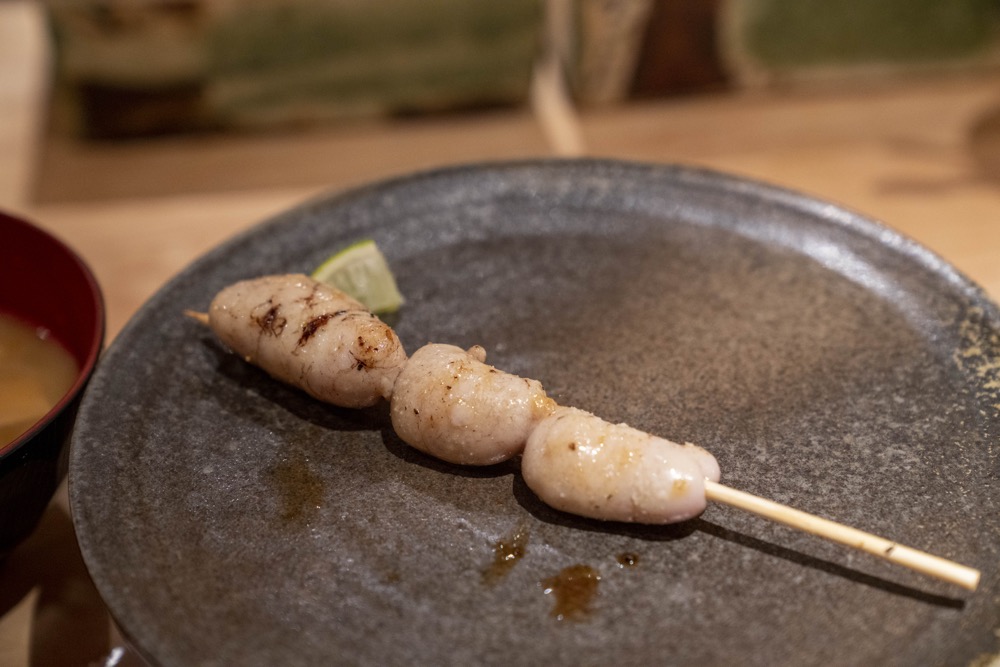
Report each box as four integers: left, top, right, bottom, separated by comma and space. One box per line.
24, 0, 1000, 203
3, 0, 1000, 665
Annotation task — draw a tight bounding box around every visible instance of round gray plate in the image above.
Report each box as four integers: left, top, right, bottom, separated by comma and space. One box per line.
70, 160, 1000, 666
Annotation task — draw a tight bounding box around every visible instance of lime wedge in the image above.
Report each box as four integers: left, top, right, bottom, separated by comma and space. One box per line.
311, 239, 405, 314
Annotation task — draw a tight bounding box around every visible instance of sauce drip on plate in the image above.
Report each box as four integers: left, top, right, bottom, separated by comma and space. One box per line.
482, 523, 530, 585
541, 564, 601, 621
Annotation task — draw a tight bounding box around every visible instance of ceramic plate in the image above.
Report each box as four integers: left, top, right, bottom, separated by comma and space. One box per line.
70, 160, 1000, 666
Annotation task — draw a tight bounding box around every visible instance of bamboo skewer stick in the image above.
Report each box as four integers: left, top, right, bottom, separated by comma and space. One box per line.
186, 308, 979, 590
185, 310, 209, 326
705, 480, 980, 591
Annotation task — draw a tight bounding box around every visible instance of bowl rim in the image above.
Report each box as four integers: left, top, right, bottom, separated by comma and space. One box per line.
0, 212, 105, 459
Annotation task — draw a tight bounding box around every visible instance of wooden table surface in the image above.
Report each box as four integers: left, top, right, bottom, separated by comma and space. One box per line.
2, 3, 1000, 664
17, 76, 1000, 342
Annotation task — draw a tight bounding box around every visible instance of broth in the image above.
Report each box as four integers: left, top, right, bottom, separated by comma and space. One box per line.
0, 314, 79, 446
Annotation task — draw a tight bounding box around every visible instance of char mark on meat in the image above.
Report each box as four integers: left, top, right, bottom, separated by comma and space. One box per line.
252, 302, 287, 336
297, 311, 343, 346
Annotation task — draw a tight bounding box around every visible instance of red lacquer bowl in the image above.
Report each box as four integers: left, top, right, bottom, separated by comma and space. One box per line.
0, 211, 104, 557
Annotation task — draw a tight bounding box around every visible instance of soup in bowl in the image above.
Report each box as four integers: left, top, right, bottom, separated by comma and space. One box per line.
0, 211, 104, 558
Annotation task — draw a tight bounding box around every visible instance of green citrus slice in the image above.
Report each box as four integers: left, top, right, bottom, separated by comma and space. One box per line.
311, 239, 405, 314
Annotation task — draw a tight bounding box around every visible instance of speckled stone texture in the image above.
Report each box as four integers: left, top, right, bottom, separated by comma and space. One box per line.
69, 160, 1000, 666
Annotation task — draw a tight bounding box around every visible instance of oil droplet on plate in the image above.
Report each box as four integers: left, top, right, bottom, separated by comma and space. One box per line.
616, 552, 639, 568
269, 452, 325, 527
482, 523, 530, 585
541, 564, 600, 621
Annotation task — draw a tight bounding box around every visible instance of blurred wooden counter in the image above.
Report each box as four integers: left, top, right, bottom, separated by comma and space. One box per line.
19, 74, 1000, 342
3, 5, 1000, 662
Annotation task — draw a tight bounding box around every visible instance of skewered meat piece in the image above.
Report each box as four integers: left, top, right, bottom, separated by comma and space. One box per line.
390, 343, 556, 465
522, 406, 720, 523
207, 274, 407, 408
